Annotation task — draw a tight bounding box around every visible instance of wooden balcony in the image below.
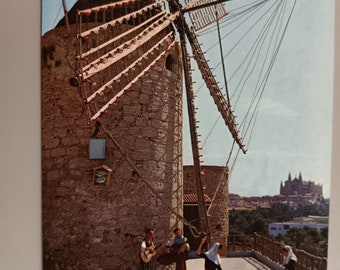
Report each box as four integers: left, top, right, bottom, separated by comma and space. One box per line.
187, 234, 327, 270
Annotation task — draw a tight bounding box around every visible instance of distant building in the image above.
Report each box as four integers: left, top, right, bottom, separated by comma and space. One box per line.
228, 173, 327, 212
280, 172, 323, 199
183, 165, 229, 255
268, 216, 329, 237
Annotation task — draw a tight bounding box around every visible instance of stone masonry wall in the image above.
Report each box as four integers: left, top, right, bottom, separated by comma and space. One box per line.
183, 165, 229, 255
42, 24, 183, 270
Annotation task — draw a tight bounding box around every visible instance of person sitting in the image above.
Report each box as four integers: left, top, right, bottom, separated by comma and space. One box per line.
166, 228, 190, 254
157, 227, 189, 270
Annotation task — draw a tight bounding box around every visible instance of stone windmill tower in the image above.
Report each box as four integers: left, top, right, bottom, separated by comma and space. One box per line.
42, 0, 245, 269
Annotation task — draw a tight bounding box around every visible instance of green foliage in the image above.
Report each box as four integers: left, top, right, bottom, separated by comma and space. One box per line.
229, 203, 329, 257
229, 204, 295, 234
282, 227, 328, 257
229, 208, 270, 234
268, 203, 294, 221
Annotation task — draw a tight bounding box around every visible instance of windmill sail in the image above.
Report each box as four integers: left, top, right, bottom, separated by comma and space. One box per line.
183, 21, 246, 153
74, 0, 179, 122
72, 0, 244, 152
182, 0, 229, 31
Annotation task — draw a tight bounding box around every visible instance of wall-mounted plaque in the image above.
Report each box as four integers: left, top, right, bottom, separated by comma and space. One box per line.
93, 165, 112, 187
89, 138, 106, 159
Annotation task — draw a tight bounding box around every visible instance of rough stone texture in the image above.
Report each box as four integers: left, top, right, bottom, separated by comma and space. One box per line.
42, 2, 232, 268
42, 23, 183, 269
183, 165, 229, 256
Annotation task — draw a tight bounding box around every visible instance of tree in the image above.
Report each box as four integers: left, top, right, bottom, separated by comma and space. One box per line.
283, 227, 328, 257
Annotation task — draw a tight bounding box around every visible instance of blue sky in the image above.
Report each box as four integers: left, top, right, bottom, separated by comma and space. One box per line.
42, 0, 77, 34
42, 0, 334, 197
186, 0, 334, 198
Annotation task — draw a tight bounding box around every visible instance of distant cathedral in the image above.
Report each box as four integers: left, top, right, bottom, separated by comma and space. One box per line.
280, 172, 323, 198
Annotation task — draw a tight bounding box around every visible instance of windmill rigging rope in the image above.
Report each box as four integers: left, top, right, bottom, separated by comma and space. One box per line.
229, 0, 284, 100
193, 0, 295, 154
51, 2, 64, 30
240, 0, 297, 144
232, 0, 286, 129
184, 0, 296, 198
193, 0, 275, 156
200, 0, 279, 147
192, 0, 270, 96
199, 0, 271, 48
240, 1, 289, 149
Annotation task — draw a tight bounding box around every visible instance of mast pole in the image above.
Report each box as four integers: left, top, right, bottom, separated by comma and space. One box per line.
62, 0, 70, 33
171, 0, 211, 241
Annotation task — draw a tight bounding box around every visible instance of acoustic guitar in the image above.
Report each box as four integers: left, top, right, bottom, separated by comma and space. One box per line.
140, 241, 167, 263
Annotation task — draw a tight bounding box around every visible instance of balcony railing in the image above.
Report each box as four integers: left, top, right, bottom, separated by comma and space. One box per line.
228, 233, 327, 270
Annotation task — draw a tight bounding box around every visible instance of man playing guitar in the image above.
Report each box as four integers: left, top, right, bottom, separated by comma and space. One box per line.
139, 228, 156, 270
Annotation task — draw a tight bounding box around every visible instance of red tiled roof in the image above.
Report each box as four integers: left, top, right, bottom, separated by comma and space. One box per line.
184, 193, 211, 204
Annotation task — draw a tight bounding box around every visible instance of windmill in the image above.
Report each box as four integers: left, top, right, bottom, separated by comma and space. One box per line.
67, 0, 294, 242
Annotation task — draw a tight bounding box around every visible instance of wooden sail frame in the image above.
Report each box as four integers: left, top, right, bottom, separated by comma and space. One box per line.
182, 0, 229, 31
